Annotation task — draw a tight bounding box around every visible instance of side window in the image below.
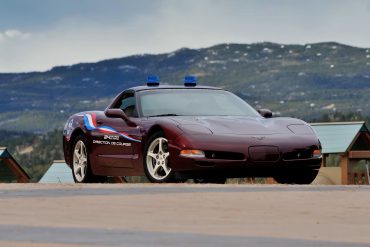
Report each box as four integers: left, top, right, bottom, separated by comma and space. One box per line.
115, 92, 137, 117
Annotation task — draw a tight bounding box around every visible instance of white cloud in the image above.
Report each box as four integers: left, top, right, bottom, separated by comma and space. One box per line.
0, 29, 30, 40
1, 0, 370, 72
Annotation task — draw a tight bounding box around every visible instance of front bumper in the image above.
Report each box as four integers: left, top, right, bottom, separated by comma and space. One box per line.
168, 133, 322, 177
172, 157, 322, 179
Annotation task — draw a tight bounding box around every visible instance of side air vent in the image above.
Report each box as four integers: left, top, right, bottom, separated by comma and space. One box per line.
204, 151, 245, 161
283, 149, 312, 161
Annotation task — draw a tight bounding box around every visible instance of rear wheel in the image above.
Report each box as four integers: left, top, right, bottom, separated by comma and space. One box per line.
144, 131, 174, 183
274, 168, 319, 184
72, 135, 107, 183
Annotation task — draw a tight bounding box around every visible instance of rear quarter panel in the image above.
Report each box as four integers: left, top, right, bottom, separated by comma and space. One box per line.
63, 112, 88, 166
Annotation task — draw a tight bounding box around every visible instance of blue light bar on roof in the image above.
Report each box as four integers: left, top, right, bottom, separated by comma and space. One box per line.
184, 75, 197, 86
147, 75, 160, 86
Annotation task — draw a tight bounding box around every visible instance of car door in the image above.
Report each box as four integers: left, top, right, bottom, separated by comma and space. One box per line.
93, 91, 141, 168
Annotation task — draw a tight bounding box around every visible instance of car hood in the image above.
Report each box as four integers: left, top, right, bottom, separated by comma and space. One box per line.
169, 116, 305, 135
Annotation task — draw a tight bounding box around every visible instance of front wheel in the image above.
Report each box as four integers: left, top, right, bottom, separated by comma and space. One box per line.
274, 168, 319, 184
144, 132, 174, 183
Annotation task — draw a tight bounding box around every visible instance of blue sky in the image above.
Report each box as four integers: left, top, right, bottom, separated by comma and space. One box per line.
1, 0, 370, 72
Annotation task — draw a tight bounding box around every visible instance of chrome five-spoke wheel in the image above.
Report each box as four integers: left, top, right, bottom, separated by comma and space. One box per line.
73, 140, 87, 182
71, 135, 107, 183
145, 133, 173, 182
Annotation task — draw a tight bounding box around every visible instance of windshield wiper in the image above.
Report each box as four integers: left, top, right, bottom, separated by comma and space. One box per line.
148, 114, 179, 117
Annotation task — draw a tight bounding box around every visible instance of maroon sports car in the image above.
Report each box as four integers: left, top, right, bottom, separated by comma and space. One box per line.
63, 76, 322, 184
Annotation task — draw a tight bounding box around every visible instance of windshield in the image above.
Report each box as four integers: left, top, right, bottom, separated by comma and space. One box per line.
138, 89, 260, 117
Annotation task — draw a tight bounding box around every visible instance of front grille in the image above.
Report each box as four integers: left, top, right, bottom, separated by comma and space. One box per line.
204, 151, 245, 161
283, 149, 312, 160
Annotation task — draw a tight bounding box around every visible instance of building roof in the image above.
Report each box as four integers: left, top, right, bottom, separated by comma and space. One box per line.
0, 147, 30, 182
39, 160, 74, 183
310, 122, 369, 154
0, 147, 10, 158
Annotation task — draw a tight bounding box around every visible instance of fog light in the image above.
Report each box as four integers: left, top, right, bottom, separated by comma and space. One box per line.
180, 149, 205, 158
313, 149, 322, 158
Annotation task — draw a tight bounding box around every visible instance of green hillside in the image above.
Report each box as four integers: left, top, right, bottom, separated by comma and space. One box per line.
0, 42, 370, 133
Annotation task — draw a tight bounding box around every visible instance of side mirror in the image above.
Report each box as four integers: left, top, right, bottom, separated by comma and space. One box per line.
258, 109, 273, 118
104, 108, 137, 127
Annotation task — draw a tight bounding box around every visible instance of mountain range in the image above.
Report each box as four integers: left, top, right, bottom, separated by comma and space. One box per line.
1, 41, 370, 133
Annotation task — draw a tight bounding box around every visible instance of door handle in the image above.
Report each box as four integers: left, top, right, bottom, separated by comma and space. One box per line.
96, 120, 103, 125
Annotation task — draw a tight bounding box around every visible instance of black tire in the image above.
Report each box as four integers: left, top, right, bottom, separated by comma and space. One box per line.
193, 177, 227, 184
144, 131, 175, 183
274, 168, 319, 184
71, 135, 107, 183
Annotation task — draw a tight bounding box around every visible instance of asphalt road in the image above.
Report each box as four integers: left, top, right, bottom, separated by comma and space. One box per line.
0, 184, 370, 247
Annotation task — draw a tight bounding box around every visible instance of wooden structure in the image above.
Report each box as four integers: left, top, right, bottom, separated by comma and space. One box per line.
0, 147, 30, 183
311, 122, 370, 185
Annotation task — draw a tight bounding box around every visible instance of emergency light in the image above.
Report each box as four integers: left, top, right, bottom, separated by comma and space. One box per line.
184, 75, 197, 86
147, 75, 160, 86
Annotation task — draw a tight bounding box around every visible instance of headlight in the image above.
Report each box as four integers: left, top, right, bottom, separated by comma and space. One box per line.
287, 124, 314, 135
177, 125, 212, 134
313, 149, 322, 158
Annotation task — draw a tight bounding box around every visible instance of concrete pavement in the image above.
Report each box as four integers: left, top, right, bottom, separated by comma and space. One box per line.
0, 184, 369, 246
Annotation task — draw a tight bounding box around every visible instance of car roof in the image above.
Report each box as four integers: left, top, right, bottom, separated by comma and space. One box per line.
128, 85, 223, 92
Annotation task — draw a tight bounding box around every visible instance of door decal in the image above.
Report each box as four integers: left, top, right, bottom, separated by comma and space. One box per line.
84, 113, 141, 143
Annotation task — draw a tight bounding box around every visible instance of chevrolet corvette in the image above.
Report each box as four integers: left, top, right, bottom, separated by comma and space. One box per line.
63, 76, 322, 184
